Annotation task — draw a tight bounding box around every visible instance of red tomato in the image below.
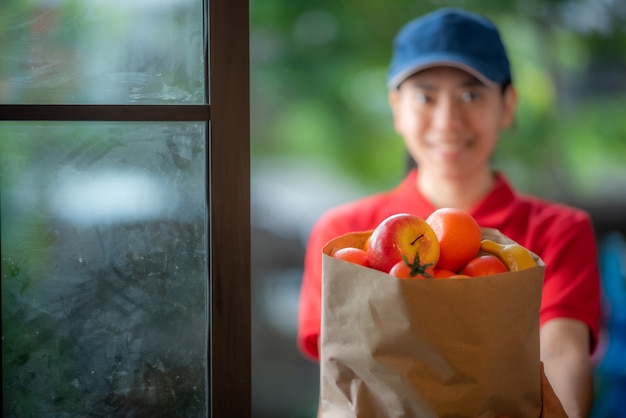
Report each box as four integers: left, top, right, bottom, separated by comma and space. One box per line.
461, 254, 508, 277
389, 258, 435, 279
332, 247, 370, 267
433, 269, 456, 279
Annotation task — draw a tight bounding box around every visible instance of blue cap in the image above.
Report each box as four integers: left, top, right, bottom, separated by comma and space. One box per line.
387, 8, 511, 89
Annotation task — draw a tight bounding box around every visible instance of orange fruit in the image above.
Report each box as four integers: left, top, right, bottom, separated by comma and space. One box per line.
331, 247, 370, 267
426, 208, 482, 273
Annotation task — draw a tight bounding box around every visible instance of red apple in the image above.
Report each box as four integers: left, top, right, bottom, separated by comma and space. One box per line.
367, 213, 440, 273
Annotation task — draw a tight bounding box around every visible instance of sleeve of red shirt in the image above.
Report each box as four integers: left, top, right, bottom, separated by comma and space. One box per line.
297, 212, 346, 361
534, 209, 602, 353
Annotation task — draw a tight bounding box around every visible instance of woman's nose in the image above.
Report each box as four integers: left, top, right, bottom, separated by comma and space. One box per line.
432, 98, 463, 130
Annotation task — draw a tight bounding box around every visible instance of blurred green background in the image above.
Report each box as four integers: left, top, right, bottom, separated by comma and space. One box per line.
250, 0, 626, 201
249, 0, 626, 417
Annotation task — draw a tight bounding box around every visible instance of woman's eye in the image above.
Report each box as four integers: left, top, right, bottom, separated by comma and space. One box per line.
414, 93, 431, 103
461, 91, 479, 102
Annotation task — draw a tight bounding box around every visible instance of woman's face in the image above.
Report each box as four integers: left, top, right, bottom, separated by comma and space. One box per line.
389, 66, 516, 181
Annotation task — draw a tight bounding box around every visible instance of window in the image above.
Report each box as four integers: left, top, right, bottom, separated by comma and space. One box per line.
1, 1, 250, 416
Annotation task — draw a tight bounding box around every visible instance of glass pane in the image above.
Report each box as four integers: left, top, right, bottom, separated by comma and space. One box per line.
1, 122, 209, 417
0, 0, 205, 104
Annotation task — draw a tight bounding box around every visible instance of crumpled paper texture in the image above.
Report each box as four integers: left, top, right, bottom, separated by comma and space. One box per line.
320, 228, 545, 418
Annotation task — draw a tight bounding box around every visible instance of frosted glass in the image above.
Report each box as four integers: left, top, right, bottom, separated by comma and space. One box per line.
1, 122, 209, 416
0, 0, 205, 104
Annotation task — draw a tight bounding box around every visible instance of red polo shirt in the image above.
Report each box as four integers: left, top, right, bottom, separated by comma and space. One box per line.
297, 169, 601, 361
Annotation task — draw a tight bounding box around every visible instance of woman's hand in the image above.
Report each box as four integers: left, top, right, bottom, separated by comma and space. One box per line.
540, 361, 568, 417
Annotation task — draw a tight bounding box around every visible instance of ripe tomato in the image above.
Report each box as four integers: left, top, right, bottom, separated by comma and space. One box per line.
389, 258, 435, 279
433, 269, 456, 279
461, 254, 508, 277
331, 247, 370, 267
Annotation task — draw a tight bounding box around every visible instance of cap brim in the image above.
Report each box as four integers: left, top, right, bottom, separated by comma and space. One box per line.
388, 59, 497, 89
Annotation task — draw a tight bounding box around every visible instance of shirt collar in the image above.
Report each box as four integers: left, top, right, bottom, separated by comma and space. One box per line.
397, 169, 517, 222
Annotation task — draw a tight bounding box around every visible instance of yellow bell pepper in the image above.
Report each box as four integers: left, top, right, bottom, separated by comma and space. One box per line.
480, 239, 537, 271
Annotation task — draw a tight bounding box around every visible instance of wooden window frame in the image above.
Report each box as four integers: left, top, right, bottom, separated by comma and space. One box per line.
0, 0, 251, 416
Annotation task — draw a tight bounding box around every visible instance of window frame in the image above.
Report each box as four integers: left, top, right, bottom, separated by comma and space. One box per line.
0, 0, 251, 416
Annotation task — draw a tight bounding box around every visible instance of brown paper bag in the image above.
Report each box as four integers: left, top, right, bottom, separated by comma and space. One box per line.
320, 228, 544, 418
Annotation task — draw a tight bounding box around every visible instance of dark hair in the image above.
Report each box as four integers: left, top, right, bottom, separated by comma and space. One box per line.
501, 80, 512, 95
